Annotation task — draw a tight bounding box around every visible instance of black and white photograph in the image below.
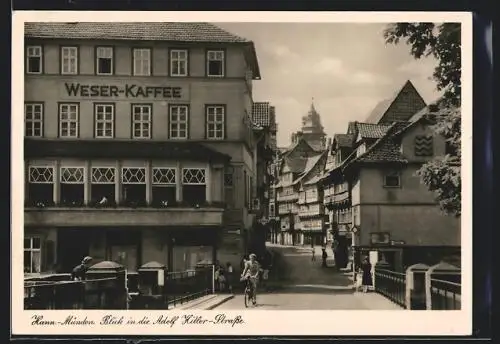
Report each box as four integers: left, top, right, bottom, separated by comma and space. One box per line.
12, 11, 472, 336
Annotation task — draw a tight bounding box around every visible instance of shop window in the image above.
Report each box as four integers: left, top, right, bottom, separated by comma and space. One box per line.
206, 50, 224, 77
96, 46, 113, 75
384, 171, 401, 188
91, 167, 116, 206
131, 104, 151, 139
25, 103, 43, 137
59, 103, 79, 138
122, 167, 146, 206
60, 167, 85, 206
94, 103, 114, 138
152, 167, 176, 207
206, 105, 225, 140
182, 168, 206, 206
169, 105, 188, 139
414, 134, 434, 156
133, 48, 151, 76
370, 232, 391, 245
27, 166, 54, 206
26, 45, 42, 74
24, 236, 42, 273
61, 46, 78, 75
170, 49, 188, 76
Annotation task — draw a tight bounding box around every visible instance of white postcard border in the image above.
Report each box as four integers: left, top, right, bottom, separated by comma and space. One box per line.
11, 11, 473, 336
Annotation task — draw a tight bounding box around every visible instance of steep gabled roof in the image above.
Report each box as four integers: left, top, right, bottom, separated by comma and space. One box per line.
294, 152, 327, 185
355, 122, 392, 140
365, 80, 427, 124
282, 138, 315, 157
333, 133, 355, 148
342, 122, 408, 172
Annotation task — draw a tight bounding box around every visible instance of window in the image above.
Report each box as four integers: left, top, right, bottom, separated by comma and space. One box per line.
59, 103, 79, 138
414, 135, 434, 156
132, 104, 151, 139
206, 105, 225, 140
269, 203, 275, 217
133, 48, 151, 76
96, 47, 113, 75
25, 103, 43, 137
224, 169, 234, 207
182, 168, 206, 206
94, 104, 114, 138
206, 50, 224, 77
27, 166, 54, 206
152, 167, 176, 207
61, 46, 78, 75
26, 46, 42, 74
24, 237, 41, 273
122, 167, 146, 206
384, 171, 401, 188
370, 232, 391, 245
91, 167, 116, 206
170, 49, 188, 76
169, 105, 188, 139
60, 167, 85, 206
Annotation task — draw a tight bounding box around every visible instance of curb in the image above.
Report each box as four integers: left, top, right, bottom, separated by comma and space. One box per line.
178, 294, 234, 310
205, 294, 235, 310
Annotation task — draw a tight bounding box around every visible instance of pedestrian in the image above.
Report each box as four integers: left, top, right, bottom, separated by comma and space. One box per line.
311, 247, 316, 262
71, 256, 93, 281
214, 265, 220, 291
361, 256, 373, 293
226, 262, 233, 293
321, 248, 328, 267
218, 269, 226, 292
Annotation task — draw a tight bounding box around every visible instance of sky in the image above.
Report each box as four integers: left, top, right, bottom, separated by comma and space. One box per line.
217, 23, 442, 147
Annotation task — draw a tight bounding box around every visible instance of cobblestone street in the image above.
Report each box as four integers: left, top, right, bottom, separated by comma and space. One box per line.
214, 243, 401, 310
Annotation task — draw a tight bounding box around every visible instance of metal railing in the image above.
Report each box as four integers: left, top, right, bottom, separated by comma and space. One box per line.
165, 268, 213, 308
374, 268, 407, 308
24, 277, 118, 310
25, 267, 214, 310
430, 278, 461, 310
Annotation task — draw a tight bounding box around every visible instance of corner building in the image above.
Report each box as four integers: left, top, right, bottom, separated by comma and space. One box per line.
23, 22, 262, 275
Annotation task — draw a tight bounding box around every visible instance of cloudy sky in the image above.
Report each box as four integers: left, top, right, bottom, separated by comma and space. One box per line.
218, 23, 442, 147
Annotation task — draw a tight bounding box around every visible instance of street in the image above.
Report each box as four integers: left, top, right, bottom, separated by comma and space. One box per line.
213, 243, 401, 310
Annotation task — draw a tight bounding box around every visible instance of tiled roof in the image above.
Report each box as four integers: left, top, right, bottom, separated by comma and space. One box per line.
365, 80, 426, 124
286, 157, 308, 174
24, 139, 231, 162
342, 123, 408, 171
25, 22, 249, 43
252, 102, 271, 127
365, 98, 394, 124
333, 133, 354, 148
295, 153, 326, 185
355, 122, 392, 139
25, 22, 261, 79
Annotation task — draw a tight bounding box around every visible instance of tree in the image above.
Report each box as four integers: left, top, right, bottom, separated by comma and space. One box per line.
384, 23, 462, 217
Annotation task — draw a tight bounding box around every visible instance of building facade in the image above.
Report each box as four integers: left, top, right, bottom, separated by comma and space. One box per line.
322, 81, 461, 273
23, 22, 264, 275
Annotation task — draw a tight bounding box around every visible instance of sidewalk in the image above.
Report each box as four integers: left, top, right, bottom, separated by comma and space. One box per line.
173, 294, 234, 310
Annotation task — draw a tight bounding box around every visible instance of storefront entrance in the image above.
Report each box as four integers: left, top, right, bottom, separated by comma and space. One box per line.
106, 230, 141, 272
57, 229, 90, 273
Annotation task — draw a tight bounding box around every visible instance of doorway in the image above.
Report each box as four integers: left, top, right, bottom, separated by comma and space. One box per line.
57, 229, 90, 273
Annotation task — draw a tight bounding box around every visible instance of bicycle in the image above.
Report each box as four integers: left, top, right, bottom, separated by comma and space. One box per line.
243, 276, 256, 308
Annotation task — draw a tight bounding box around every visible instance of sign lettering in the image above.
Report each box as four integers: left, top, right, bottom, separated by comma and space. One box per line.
64, 83, 183, 99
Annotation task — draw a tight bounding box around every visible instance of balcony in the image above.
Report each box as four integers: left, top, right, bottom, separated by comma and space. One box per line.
277, 193, 299, 202
24, 203, 225, 227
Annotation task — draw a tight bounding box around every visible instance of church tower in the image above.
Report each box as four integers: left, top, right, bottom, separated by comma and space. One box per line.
291, 99, 327, 151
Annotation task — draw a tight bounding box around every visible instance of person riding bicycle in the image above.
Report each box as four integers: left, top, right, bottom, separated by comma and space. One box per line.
241, 253, 260, 305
